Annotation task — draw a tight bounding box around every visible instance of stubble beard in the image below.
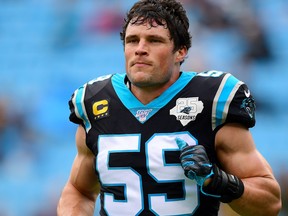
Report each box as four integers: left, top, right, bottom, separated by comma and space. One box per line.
127, 70, 171, 89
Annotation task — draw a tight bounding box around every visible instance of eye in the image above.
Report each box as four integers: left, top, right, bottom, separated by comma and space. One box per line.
150, 38, 162, 43
126, 38, 138, 44
150, 39, 160, 43
148, 36, 165, 43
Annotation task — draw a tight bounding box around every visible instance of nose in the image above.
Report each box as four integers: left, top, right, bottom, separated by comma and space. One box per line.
135, 40, 148, 56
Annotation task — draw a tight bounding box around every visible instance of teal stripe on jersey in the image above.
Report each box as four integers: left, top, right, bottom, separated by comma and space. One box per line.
212, 74, 243, 130
73, 84, 92, 132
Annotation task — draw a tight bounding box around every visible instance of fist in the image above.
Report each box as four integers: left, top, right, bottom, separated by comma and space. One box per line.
176, 137, 213, 186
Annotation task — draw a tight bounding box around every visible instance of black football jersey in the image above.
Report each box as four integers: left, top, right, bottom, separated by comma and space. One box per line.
69, 70, 256, 216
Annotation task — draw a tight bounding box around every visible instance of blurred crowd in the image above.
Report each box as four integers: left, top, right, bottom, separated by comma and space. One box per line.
0, 0, 287, 215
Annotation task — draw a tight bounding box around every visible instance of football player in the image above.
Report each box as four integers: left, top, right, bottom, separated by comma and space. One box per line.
57, 0, 281, 215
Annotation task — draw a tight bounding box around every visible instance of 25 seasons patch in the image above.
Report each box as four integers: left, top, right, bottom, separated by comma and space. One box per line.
170, 97, 204, 126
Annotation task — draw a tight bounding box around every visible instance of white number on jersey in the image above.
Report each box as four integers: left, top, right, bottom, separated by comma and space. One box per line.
97, 133, 199, 216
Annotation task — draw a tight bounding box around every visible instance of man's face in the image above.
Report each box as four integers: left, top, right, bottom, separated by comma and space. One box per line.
124, 20, 185, 89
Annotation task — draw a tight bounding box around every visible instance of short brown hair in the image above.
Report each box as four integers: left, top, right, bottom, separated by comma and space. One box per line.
120, 0, 192, 54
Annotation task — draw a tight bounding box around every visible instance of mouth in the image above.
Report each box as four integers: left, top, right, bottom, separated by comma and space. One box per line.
131, 61, 152, 67
134, 63, 150, 67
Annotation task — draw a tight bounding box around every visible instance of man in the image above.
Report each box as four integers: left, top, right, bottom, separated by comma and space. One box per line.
57, 0, 281, 215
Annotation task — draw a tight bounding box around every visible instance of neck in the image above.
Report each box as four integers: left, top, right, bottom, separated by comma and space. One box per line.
128, 72, 181, 105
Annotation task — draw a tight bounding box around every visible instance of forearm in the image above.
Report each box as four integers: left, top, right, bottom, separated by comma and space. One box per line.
57, 183, 97, 216
201, 165, 281, 215
229, 176, 281, 216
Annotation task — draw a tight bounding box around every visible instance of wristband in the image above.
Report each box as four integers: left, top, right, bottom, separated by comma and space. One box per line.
202, 165, 244, 203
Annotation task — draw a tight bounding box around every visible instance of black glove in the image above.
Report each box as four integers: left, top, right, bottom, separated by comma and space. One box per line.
176, 137, 244, 203
176, 137, 213, 186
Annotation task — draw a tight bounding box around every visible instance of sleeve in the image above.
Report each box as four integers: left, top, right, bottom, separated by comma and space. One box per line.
226, 83, 256, 128
211, 72, 256, 131
68, 84, 92, 131
68, 92, 83, 125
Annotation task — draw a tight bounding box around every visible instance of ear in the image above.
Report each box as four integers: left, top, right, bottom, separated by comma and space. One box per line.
175, 46, 188, 63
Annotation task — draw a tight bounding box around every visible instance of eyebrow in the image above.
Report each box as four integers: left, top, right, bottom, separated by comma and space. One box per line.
125, 34, 168, 41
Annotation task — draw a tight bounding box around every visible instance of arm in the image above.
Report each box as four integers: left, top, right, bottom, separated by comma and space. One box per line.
215, 123, 281, 216
57, 126, 100, 216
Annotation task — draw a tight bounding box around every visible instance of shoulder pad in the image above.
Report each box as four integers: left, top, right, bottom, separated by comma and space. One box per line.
68, 74, 113, 131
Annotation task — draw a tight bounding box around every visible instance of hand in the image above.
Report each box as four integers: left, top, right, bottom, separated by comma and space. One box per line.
176, 137, 213, 186
176, 137, 244, 202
